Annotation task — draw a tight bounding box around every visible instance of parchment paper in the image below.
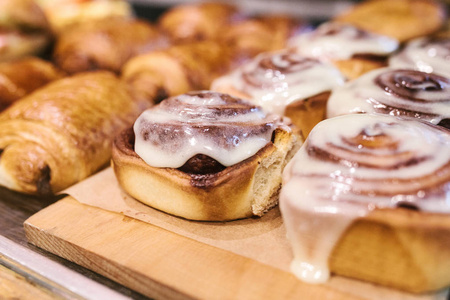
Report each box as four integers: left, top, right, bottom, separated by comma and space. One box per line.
63, 167, 447, 300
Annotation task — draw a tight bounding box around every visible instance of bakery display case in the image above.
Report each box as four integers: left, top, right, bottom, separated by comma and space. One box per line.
0, 0, 449, 299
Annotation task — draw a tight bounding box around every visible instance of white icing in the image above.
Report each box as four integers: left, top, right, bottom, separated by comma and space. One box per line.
327, 67, 450, 124
389, 37, 450, 78
134, 91, 283, 168
280, 113, 450, 283
288, 22, 399, 61
211, 50, 345, 115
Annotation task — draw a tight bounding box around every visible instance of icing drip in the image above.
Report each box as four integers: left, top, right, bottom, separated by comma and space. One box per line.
211, 50, 345, 115
288, 22, 399, 61
389, 37, 450, 78
280, 113, 450, 283
133, 91, 289, 168
327, 68, 450, 126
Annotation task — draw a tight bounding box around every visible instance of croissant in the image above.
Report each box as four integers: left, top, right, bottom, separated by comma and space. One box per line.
122, 40, 234, 104
0, 0, 52, 61
53, 17, 166, 75
158, 2, 239, 43
0, 71, 150, 195
0, 57, 64, 112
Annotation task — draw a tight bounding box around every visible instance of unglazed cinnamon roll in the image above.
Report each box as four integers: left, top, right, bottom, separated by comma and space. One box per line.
334, 0, 446, 42
0, 71, 150, 195
280, 113, 450, 293
0, 57, 64, 112
211, 50, 345, 136
327, 68, 450, 129
53, 17, 166, 75
389, 36, 450, 78
122, 40, 233, 105
288, 22, 399, 80
112, 91, 302, 221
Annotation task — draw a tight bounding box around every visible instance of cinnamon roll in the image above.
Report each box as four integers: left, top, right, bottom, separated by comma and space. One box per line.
280, 113, 450, 293
211, 50, 345, 136
288, 22, 399, 80
0, 71, 149, 195
112, 91, 302, 221
389, 36, 450, 78
334, 0, 446, 42
327, 68, 450, 129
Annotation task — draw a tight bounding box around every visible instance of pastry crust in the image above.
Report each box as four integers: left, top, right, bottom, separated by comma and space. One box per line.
112, 125, 301, 221
330, 207, 450, 293
335, 0, 447, 42
0, 57, 63, 111
0, 71, 150, 195
332, 55, 387, 80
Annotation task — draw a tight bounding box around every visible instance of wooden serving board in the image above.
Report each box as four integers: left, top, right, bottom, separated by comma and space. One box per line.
24, 197, 360, 300
23, 195, 449, 300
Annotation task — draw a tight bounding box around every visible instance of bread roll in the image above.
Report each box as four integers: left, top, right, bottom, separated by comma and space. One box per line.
0, 57, 63, 112
280, 113, 450, 293
0, 0, 52, 61
0, 71, 150, 195
53, 17, 165, 75
327, 68, 450, 129
112, 91, 302, 221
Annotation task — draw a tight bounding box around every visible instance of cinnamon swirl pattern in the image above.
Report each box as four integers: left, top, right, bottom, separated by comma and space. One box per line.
389, 37, 450, 78
288, 22, 399, 61
134, 91, 290, 169
327, 68, 450, 128
211, 50, 345, 115
280, 113, 450, 284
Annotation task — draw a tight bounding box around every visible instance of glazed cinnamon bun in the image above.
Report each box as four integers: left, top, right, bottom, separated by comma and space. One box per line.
389, 36, 450, 78
327, 68, 450, 129
211, 50, 345, 136
112, 91, 302, 221
288, 22, 399, 80
280, 113, 450, 293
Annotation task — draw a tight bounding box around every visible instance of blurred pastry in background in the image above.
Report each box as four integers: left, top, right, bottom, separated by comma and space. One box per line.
327, 68, 450, 129
288, 22, 399, 80
0, 0, 52, 62
35, 0, 134, 34
334, 0, 447, 42
389, 36, 450, 77
122, 40, 234, 105
212, 50, 345, 137
53, 17, 166, 75
219, 15, 306, 67
0, 57, 64, 111
0, 71, 150, 195
158, 2, 239, 44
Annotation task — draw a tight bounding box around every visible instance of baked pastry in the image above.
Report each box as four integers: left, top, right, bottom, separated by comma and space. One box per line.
112, 91, 302, 221
0, 71, 150, 195
0, 57, 63, 112
122, 41, 234, 105
389, 36, 450, 77
35, 0, 133, 34
219, 15, 305, 67
158, 2, 239, 43
211, 50, 345, 137
280, 113, 450, 293
334, 0, 446, 42
53, 17, 166, 75
0, 0, 52, 62
288, 22, 399, 80
327, 68, 450, 129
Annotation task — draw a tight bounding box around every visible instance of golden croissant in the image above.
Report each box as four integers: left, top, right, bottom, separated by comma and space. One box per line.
0, 71, 150, 195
